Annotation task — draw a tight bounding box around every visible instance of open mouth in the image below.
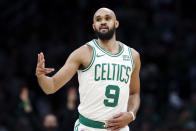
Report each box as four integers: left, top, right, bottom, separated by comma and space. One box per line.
99, 26, 109, 32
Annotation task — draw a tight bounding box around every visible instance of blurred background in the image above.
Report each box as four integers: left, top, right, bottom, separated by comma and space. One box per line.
0, 0, 196, 131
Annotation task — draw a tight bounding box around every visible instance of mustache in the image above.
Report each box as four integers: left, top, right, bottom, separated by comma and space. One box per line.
99, 26, 109, 30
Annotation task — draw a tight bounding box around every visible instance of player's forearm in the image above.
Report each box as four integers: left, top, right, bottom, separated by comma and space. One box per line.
37, 75, 55, 94
127, 93, 140, 117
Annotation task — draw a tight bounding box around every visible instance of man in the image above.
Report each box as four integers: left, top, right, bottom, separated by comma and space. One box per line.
36, 7, 141, 131
42, 114, 59, 131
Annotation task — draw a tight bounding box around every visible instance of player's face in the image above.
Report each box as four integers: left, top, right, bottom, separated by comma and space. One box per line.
93, 9, 119, 40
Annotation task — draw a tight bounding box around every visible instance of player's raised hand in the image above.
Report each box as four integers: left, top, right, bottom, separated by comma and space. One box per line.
35, 52, 55, 77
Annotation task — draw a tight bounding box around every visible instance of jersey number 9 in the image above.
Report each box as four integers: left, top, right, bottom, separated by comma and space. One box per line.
104, 85, 120, 107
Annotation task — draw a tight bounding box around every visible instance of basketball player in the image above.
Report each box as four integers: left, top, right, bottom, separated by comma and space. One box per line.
36, 7, 141, 131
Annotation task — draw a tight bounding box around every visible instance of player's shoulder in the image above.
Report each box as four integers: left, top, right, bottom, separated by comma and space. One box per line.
119, 41, 140, 59
72, 39, 91, 51
130, 48, 140, 58
76, 42, 93, 54
119, 41, 140, 57
71, 41, 93, 61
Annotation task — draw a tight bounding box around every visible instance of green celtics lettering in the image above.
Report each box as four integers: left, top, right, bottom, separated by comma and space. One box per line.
94, 63, 131, 84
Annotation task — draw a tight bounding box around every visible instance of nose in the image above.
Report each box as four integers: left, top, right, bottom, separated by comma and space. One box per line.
100, 22, 107, 27
100, 19, 107, 25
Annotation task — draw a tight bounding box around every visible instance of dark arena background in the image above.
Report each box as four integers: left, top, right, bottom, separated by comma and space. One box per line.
0, 0, 196, 131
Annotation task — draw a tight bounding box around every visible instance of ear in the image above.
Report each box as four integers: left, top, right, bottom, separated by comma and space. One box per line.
115, 20, 119, 28
92, 24, 95, 31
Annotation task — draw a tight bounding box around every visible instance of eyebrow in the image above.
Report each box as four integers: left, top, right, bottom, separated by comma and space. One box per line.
95, 14, 112, 18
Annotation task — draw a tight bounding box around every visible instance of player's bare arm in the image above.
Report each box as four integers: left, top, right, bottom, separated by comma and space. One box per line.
127, 48, 141, 120
35, 44, 93, 94
107, 48, 141, 131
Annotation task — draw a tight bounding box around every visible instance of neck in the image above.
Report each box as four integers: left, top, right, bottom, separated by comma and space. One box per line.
97, 35, 119, 54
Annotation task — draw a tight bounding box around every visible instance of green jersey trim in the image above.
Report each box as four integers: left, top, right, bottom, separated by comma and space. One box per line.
74, 121, 80, 131
93, 39, 124, 57
128, 47, 134, 70
79, 114, 106, 129
81, 44, 96, 72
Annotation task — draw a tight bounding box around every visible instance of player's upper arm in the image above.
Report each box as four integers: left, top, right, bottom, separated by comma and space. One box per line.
130, 48, 141, 95
51, 44, 92, 92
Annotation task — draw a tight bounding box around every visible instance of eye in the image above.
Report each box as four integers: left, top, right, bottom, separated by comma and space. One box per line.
105, 16, 111, 21
96, 17, 101, 22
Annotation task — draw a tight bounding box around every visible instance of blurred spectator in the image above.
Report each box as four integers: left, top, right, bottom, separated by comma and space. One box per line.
60, 87, 78, 131
19, 86, 32, 113
14, 85, 40, 131
42, 114, 59, 131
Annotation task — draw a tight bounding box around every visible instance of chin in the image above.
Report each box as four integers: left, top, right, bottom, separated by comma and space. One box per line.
99, 31, 109, 34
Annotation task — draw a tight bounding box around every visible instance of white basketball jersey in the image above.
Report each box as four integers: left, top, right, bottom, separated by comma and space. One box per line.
77, 39, 134, 122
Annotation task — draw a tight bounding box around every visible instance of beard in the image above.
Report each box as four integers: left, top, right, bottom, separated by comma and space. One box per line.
94, 27, 116, 40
